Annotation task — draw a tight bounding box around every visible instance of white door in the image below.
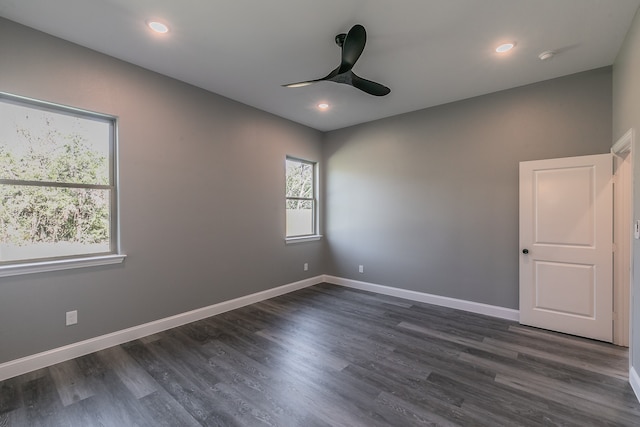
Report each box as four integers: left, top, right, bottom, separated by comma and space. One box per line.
519, 154, 613, 342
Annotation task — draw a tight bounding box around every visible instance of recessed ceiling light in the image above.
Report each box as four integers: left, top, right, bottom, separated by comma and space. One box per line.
496, 42, 515, 53
317, 103, 330, 110
147, 21, 169, 34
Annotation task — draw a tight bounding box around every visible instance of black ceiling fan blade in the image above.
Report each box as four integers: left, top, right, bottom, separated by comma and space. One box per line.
282, 66, 340, 88
351, 72, 391, 96
338, 24, 366, 74
282, 80, 316, 88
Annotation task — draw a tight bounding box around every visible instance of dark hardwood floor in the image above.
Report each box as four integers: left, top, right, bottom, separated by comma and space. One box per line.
1, 283, 639, 426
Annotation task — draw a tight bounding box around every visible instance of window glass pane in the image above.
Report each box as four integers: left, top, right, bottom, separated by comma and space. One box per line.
286, 199, 313, 237
0, 184, 110, 262
0, 101, 110, 185
286, 159, 313, 198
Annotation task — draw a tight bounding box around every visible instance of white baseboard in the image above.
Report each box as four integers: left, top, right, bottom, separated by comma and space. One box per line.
631, 366, 640, 403
0, 274, 521, 382
323, 275, 520, 322
0, 275, 323, 382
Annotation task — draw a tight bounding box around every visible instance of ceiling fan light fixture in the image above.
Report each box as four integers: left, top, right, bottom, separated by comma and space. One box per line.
147, 21, 169, 34
496, 42, 515, 53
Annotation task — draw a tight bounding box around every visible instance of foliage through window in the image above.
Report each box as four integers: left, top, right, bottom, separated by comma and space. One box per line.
0, 93, 117, 263
286, 157, 317, 238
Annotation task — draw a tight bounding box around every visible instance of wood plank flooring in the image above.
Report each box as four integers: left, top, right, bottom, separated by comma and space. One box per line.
1, 283, 639, 426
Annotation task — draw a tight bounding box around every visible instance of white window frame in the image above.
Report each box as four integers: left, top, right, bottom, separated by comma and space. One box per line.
0, 92, 125, 277
285, 156, 321, 243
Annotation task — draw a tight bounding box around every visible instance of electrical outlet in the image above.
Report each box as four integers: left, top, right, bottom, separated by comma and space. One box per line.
359, 265, 364, 273
66, 310, 78, 326
304, 263, 309, 271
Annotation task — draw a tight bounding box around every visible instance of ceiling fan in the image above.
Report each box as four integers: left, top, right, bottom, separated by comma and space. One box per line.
283, 24, 390, 97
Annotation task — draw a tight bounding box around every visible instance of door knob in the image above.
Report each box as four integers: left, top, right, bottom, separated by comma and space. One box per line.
522, 249, 529, 254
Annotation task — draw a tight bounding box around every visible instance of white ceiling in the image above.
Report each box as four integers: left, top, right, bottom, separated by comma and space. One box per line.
1, 0, 639, 131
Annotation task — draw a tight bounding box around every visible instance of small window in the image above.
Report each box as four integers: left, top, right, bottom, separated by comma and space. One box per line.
0, 93, 118, 264
286, 157, 317, 238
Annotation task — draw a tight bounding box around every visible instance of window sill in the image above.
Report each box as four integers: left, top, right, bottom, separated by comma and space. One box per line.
0, 254, 127, 278
285, 235, 323, 244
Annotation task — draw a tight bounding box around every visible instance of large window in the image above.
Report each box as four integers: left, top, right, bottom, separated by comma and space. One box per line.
286, 157, 317, 238
0, 93, 117, 264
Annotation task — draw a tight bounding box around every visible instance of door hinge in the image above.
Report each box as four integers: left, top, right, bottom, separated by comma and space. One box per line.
612, 243, 617, 253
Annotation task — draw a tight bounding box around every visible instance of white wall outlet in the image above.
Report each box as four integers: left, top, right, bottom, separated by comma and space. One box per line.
359, 265, 364, 273
304, 262, 309, 271
66, 310, 78, 326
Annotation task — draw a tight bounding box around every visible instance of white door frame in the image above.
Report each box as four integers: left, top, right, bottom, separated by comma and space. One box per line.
611, 128, 634, 350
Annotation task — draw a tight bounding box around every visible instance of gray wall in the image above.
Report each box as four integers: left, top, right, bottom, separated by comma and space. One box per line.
0, 15, 619, 367
0, 18, 324, 364
613, 7, 640, 373
323, 68, 613, 309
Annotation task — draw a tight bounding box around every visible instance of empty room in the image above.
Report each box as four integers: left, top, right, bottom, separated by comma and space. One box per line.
2, 1, 640, 425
